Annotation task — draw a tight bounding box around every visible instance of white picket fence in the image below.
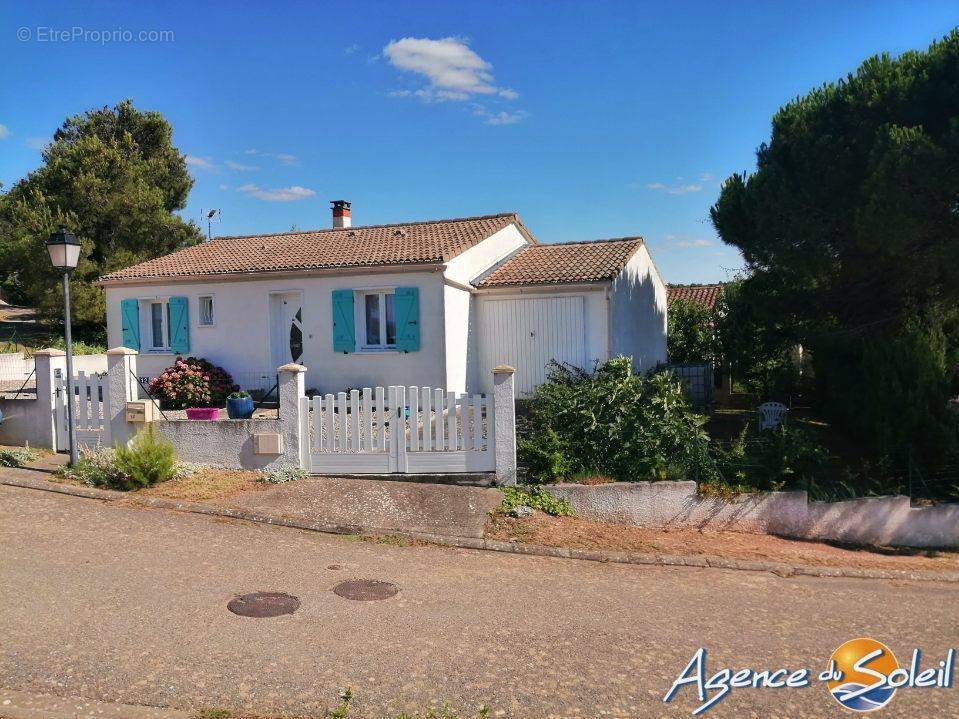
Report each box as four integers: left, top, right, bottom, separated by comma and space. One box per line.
301, 385, 495, 474
54, 371, 108, 446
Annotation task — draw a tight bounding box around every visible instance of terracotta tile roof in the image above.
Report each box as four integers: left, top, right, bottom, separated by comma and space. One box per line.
99, 213, 533, 283
475, 237, 645, 288
667, 283, 725, 309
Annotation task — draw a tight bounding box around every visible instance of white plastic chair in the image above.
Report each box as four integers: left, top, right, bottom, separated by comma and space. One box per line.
757, 401, 789, 431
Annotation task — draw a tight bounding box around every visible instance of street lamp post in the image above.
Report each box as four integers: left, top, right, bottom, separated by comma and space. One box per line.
46, 226, 82, 466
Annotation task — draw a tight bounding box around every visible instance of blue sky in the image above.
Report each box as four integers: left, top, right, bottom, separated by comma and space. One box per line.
1, 1, 956, 283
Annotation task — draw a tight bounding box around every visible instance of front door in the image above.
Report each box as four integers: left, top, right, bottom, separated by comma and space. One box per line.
270, 292, 304, 368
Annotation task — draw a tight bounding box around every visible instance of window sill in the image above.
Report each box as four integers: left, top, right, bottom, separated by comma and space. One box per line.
144, 349, 175, 355
356, 346, 399, 354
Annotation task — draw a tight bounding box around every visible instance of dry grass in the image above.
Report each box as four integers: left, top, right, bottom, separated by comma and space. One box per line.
138, 469, 269, 501
486, 512, 959, 572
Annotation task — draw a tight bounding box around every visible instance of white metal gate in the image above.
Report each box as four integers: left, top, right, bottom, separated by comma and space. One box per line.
55, 370, 109, 448
302, 385, 494, 474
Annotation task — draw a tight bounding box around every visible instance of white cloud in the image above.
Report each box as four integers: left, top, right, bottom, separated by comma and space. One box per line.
0, 124, 9, 139
218, 184, 232, 190
384, 37, 497, 97
186, 155, 216, 171
244, 149, 298, 165
344, 43, 361, 55
646, 181, 702, 195
25, 137, 47, 151
226, 160, 257, 171
664, 234, 713, 248
383, 36, 521, 102
237, 183, 316, 202
384, 37, 525, 124
482, 109, 528, 126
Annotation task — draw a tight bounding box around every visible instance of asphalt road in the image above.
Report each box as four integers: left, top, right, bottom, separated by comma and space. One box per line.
1, 484, 956, 718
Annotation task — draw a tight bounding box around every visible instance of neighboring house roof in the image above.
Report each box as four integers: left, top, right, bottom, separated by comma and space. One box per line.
98, 213, 536, 283
475, 237, 646, 288
667, 283, 725, 309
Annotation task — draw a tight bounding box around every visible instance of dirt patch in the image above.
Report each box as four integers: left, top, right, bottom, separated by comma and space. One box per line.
138, 469, 270, 501
485, 512, 959, 573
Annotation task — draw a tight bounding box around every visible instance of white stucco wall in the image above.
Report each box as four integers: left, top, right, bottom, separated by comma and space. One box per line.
443, 284, 472, 394
443, 224, 529, 286
105, 269, 451, 395
608, 244, 667, 371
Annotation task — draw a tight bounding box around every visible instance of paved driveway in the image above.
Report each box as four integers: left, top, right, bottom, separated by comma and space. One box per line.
1, 485, 956, 718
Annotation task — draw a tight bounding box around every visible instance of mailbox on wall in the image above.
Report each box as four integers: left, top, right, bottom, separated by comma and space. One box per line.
254, 433, 283, 455
125, 401, 156, 423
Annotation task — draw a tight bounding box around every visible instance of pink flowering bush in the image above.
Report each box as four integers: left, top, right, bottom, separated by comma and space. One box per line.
148, 357, 239, 409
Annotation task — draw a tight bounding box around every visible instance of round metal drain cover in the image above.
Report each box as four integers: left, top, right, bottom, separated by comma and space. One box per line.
227, 592, 300, 618
333, 579, 399, 601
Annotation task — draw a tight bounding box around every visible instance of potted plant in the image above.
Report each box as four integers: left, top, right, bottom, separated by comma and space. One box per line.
227, 390, 254, 419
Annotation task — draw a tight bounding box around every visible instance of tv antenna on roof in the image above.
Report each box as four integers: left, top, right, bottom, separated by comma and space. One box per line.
201, 209, 221, 241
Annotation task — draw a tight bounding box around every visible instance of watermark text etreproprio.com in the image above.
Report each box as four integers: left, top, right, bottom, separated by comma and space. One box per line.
17, 26, 175, 44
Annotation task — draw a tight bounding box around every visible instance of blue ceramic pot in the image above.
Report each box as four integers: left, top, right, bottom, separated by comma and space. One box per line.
226, 396, 254, 419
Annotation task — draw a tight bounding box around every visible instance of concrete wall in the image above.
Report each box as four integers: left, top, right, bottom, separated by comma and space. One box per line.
0, 352, 106, 380
106, 269, 450, 395
544, 481, 959, 549
152, 417, 286, 471
609, 244, 668, 371
0, 398, 47, 447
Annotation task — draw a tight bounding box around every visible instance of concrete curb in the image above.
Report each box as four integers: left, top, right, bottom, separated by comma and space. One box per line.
0, 688, 191, 719
2, 473, 958, 584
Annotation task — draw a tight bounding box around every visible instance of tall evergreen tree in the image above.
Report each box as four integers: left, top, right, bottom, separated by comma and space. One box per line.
0, 100, 202, 328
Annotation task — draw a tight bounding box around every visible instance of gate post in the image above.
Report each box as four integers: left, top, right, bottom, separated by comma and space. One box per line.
278, 363, 307, 469
33, 348, 67, 450
106, 347, 138, 448
492, 364, 517, 486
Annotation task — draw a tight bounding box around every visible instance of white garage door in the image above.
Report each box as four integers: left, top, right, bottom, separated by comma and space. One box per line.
479, 296, 586, 395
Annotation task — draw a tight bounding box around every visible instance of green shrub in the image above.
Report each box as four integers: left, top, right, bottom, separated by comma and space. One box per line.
112, 426, 177, 490
518, 357, 718, 484
713, 424, 831, 493
0, 446, 39, 467
499, 486, 574, 517
58, 446, 126, 488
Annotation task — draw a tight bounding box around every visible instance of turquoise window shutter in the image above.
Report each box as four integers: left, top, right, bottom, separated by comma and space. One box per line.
332, 289, 355, 353
168, 296, 190, 354
120, 298, 140, 351
394, 287, 420, 352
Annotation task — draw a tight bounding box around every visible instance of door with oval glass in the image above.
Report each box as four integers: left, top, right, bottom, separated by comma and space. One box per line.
270, 291, 304, 368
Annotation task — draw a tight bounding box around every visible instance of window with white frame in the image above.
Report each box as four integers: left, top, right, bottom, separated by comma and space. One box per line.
199, 295, 215, 326
144, 300, 170, 350
359, 290, 396, 349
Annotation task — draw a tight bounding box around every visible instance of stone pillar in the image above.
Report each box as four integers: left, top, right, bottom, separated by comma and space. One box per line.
106, 347, 139, 448
277, 363, 307, 470
492, 364, 517, 486
32, 348, 67, 450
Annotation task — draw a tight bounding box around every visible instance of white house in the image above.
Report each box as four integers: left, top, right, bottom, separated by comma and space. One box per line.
99, 202, 667, 396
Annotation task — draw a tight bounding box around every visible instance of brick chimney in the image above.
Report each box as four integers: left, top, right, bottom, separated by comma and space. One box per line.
331, 200, 351, 229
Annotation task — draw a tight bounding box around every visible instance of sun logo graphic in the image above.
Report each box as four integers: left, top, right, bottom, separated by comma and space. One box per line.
827, 638, 900, 712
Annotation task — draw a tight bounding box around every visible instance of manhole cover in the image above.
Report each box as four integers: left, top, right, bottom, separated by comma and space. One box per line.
227, 592, 300, 618
333, 579, 399, 601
